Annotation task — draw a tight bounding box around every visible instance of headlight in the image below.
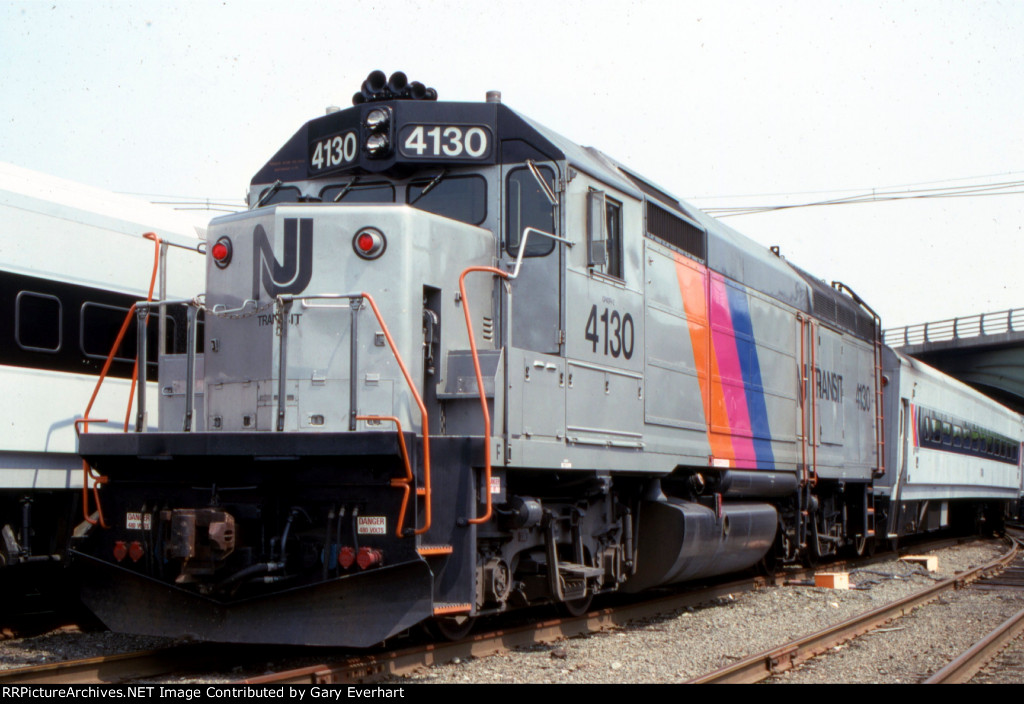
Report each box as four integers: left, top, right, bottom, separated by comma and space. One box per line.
365, 108, 390, 131
365, 133, 390, 157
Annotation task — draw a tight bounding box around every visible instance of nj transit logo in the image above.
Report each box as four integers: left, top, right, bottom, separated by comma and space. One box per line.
252, 218, 314, 299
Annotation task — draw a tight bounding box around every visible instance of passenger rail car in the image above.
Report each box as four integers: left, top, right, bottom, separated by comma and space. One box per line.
0, 163, 204, 571
72, 72, 1023, 646
878, 348, 1022, 541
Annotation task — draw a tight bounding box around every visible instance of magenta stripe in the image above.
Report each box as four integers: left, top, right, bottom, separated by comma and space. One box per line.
709, 275, 756, 463
911, 404, 918, 447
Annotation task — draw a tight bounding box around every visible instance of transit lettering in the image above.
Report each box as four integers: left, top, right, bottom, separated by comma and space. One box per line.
811, 366, 843, 403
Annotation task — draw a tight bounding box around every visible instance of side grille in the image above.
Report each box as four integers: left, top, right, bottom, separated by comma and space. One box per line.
645, 202, 706, 261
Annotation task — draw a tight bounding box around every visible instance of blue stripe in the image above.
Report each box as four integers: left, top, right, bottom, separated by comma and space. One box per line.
725, 283, 775, 469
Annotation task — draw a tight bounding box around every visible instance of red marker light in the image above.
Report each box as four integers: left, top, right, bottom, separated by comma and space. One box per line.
352, 228, 386, 259
357, 233, 375, 252
211, 236, 233, 268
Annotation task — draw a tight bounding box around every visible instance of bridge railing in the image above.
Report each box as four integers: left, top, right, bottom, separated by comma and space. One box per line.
884, 307, 1024, 347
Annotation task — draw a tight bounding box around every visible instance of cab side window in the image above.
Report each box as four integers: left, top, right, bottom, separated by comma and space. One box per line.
506, 166, 555, 257
605, 197, 623, 279
587, 190, 623, 280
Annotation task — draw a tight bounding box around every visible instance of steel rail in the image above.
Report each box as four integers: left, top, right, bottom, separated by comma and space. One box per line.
0, 645, 210, 685
924, 536, 1024, 684
0, 536, 984, 685
688, 537, 1018, 683
238, 535, 988, 684
240, 575, 772, 684
923, 606, 1024, 684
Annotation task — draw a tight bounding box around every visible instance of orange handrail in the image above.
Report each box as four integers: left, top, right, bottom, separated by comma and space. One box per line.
78, 302, 136, 529
809, 319, 818, 486
458, 266, 509, 525
123, 233, 162, 431
798, 314, 808, 487
355, 415, 413, 538
358, 293, 433, 535
78, 232, 163, 528
75, 418, 110, 528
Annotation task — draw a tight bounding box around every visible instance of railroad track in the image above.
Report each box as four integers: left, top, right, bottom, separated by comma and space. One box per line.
0, 645, 207, 685
0, 572, 777, 685
0, 642, 278, 685
691, 535, 1019, 683
924, 537, 1024, 683
239, 536, 983, 684
0, 534, 993, 684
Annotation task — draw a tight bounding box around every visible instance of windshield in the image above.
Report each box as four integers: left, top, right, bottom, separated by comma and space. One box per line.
253, 174, 487, 227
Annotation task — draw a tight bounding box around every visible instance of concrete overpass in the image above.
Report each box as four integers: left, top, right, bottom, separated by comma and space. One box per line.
884, 308, 1024, 413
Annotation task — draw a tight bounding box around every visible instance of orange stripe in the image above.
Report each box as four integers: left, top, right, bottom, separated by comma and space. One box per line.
674, 254, 735, 462
433, 603, 473, 615
417, 545, 454, 556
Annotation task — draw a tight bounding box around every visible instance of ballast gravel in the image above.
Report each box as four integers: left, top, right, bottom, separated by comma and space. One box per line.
380, 540, 1018, 684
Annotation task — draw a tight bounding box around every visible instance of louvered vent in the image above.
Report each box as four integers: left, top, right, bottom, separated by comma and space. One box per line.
813, 290, 837, 323
837, 303, 856, 331
645, 202, 706, 260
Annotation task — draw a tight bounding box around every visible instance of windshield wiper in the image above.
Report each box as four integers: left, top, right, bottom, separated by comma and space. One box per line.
254, 180, 283, 209
332, 176, 361, 202
408, 169, 447, 206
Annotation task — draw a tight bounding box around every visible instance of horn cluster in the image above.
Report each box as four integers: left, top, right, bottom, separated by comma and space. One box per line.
353, 70, 438, 105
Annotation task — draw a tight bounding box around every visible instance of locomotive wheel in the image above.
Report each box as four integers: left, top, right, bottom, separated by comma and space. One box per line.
801, 520, 822, 568
426, 615, 476, 641
854, 535, 875, 557
560, 593, 593, 618
757, 532, 783, 576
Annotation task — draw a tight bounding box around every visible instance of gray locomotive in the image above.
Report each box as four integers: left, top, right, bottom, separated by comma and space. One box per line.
72, 71, 1022, 646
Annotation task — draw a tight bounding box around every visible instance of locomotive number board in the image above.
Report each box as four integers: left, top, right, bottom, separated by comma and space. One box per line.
398, 124, 493, 160
309, 130, 359, 175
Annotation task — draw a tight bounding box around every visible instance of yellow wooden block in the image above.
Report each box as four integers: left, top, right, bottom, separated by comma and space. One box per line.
900, 554, 938, 571
814, 572, 850, 589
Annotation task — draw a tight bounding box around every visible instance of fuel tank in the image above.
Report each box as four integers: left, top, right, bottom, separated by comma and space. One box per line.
623, 498, 777, 592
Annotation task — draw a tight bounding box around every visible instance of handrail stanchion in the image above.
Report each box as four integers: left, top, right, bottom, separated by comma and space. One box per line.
460, 226, 567, 526
184, 305, 198, 432
349, 297, 361, 431
276, 296, 292, 432
135, 306, 148, 432
282, 292, 433, 534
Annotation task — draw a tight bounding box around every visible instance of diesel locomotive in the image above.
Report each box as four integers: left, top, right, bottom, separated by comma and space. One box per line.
71, 71, 1022, 646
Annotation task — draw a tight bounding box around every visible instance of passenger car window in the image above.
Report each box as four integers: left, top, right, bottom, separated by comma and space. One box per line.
80, 302, 169, 365
15, 291, 61, 352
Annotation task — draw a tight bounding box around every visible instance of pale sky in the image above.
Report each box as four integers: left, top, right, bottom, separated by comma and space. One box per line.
3, 0, 1023, 328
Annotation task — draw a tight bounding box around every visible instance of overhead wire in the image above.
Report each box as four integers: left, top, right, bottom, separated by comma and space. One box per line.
689, 170, 1024, 200
694, 177, 1024, 218
116, 190, 247, 214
